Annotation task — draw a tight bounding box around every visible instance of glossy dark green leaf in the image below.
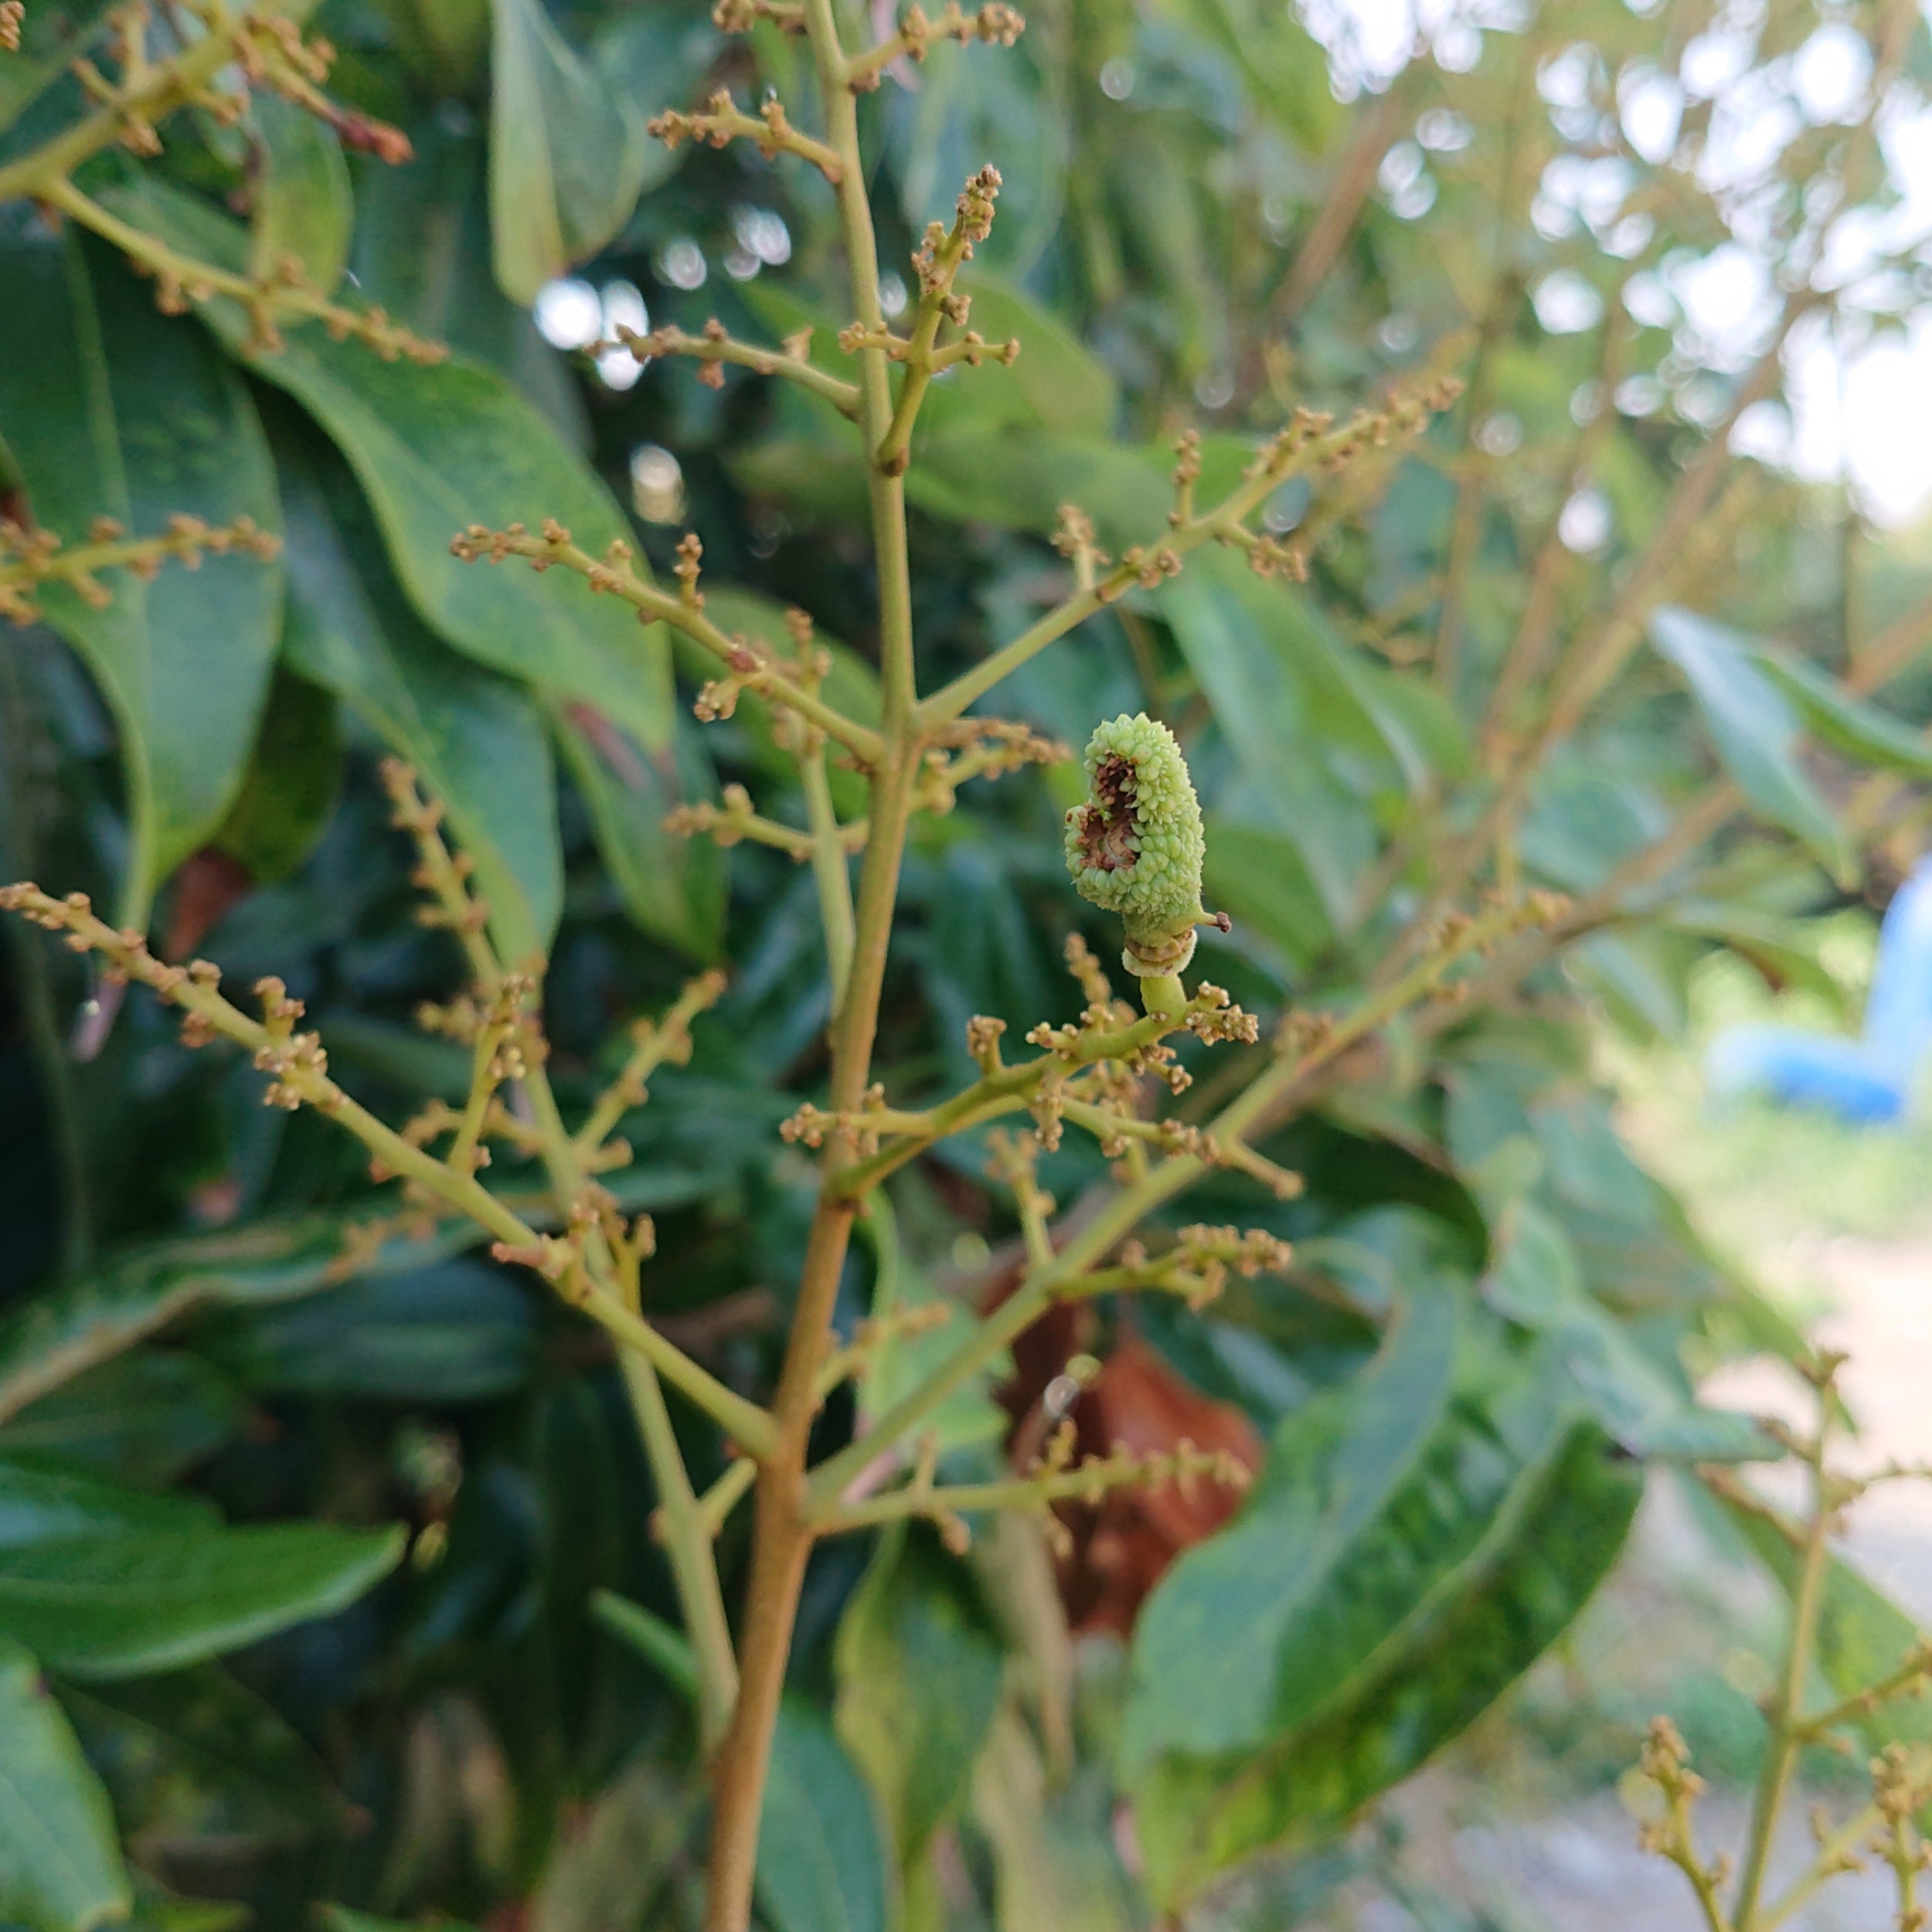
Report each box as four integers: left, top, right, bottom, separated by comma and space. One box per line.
0, 1458, 218, 1549
0, 230, 283, 927
209, 663, 342, 882
0, 1352, 243, 1491
1123, 1291, 1462, 1770
247, 91, 352, 293
553, 702, 723, 960
100, 177, 673, 753
59, 1662, 344, 1830
834, 1526, 1004, 1869
1130, 1413, 1638, 1905
0, 1215, 474, 1430
1124, 1286, 1642, 1904
196, 1258, 536, 1400
488, 0, 649, 303
1648, 607, 1846, 876
0, 1638, 130, 1932
0, 1521, 406, 1679
277, 424, 563, 963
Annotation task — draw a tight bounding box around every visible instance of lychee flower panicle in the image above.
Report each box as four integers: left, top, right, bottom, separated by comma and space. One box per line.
1064, 713, 1209, 976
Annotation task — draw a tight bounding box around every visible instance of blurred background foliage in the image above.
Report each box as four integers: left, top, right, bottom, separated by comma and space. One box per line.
5, 0, 1932, 1923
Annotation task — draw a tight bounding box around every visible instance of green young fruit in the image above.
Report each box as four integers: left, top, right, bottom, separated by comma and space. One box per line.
1064, 713, 1219, 1008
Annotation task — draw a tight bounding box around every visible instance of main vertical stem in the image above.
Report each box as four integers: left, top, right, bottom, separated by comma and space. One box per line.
702, 5, 922, 1923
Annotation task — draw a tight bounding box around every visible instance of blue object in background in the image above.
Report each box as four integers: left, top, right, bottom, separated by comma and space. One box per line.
1706, 862, 1932, 1124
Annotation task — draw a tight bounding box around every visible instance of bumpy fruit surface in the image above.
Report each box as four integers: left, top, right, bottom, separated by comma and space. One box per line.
1064, 713, 1209, 968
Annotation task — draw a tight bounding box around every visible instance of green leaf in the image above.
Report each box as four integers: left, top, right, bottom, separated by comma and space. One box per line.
1648, 607, 1847, 876
592, 1592, 890, 1930
1131, 1407, 1638, 1905
0, 1638, 131, 1932
553, 703, 723, 960
0, 1352, 243, 1490
589, 1589, 699, 1699
0, 0, 116, 136
1750, 649, 1932, 779
60, 1663, 344, 1832
1723, 1500, 1932, 1759
1481, 1201, 1762, 1461
0, 1458, 219, 1549
1162, 550, 1409, 923
0, 1215, 473, 1430
971, 1710, 1141, 1932
1124, 1294, 1640, 1904
0, 230, 284, 928
196, 1258, 536, 1401
834, 1526, 1004, 1869
247, 91, 352, 293
757, 1705, 892, 1932
913, 274, 1117, 440
277, 422, 563, 964
209, 663, 342, 882
343, 117, 586, 442
1123, 1291, 1462, 1771
488, 0, 650, 304
855, 1197, 1007, 1458
100, 176, 674, 754
0, 1522, 406, 1679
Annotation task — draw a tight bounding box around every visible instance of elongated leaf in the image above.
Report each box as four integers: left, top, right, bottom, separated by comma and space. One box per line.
553, 703, 723, 960
971, 1711, 1140, 1932
1723, 1500, 1932, 1757
757, 1705, 892, 1932
0, 1352, 243, 1489
61, 1663, 344, 1829
1122, 1291, 1462, 1770
209, 664, 342, 882
0, 1215, 474, 1430
913, 275, 1117, 440
1161, 549, 1399, 922
100, 177, 673, 752
1649, 607, 1845, 875
488, 0, 649, 303
0, 1458, 218, 1549
1481, 1202, 1762, 1461
835, 1526, 1004, 1869
196, 1258, 536, 1400
276, 423, 562, 963
0, 1522, 406, 1679
594, 1591, 890, 1930
0, 230, 283, 927
0, 1637, 130, 1932
247, 91, 352, 292
1752, 649, 1932, 779
1131, 1416, 1638, 1905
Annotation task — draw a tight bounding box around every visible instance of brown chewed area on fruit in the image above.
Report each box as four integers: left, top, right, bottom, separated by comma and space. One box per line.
1073, 753, 1141, 873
